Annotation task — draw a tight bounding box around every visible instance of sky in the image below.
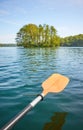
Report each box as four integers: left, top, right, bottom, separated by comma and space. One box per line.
0, 0, 83, 43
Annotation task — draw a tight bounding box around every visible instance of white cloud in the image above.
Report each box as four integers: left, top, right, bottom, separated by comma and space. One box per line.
57, 25, 83, 37
0, 18, 18, 25
0, 9, 10, 15
72, 0, 83, 5
15, 7, 27, 15
0, 34, 16, 43
38, 0, 83, 7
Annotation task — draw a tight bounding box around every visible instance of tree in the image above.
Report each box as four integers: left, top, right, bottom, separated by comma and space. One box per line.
38, 24, 44, 45
50, 26, 57, 45
16, 23, 60, 47
16, 24, 38, 47
60, 34, 83, 46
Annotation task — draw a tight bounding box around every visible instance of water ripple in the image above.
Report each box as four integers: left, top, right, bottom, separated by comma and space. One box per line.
0, 47, 83, 130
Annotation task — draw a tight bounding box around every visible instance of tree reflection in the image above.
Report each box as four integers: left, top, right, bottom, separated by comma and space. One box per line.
43, 112, 68, 130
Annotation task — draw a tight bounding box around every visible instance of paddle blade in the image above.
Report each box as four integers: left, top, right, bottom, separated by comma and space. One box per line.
42, 74, 69, 96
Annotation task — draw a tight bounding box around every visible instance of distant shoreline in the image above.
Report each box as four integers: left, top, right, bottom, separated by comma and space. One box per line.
0, 44, 83, 47
0, 44, 17, 47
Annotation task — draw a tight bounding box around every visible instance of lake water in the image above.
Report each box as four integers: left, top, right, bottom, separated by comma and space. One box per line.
0, 47, 83, 130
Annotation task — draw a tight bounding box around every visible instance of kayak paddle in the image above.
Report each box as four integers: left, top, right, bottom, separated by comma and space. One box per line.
1, 73, 69, 130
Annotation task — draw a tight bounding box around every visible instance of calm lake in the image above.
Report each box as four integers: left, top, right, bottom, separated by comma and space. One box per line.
0, 47, 83, 130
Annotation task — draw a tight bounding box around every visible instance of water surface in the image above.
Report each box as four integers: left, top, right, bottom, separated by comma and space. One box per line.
0, 47, 83, 130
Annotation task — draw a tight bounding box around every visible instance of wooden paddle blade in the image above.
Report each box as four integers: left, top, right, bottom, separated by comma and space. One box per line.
42, 74, 69, 96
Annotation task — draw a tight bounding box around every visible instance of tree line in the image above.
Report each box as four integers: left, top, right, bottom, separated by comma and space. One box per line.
16, 24, 60, 47
60, 34, 83, 47
16, 23, 83, 47
0, 43, 16, 47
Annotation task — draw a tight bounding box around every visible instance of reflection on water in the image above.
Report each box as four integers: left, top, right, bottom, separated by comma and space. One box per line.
0, 47, 83, 130
43, 112, 68, 130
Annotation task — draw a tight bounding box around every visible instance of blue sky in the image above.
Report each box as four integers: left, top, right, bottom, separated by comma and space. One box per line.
0, 0, 83, 43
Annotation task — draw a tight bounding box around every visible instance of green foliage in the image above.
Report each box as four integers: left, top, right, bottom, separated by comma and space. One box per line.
16, 23, 60, 47
16, 23, 83, 47
60, 34, 83, 46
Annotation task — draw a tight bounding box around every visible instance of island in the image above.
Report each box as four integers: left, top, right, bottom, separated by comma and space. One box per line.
16, 23, 83, 47
0, 23, 83, 47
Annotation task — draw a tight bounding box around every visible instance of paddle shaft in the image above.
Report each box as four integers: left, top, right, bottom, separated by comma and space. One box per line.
1, 73, 69, 130
1, 94, 43, 130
